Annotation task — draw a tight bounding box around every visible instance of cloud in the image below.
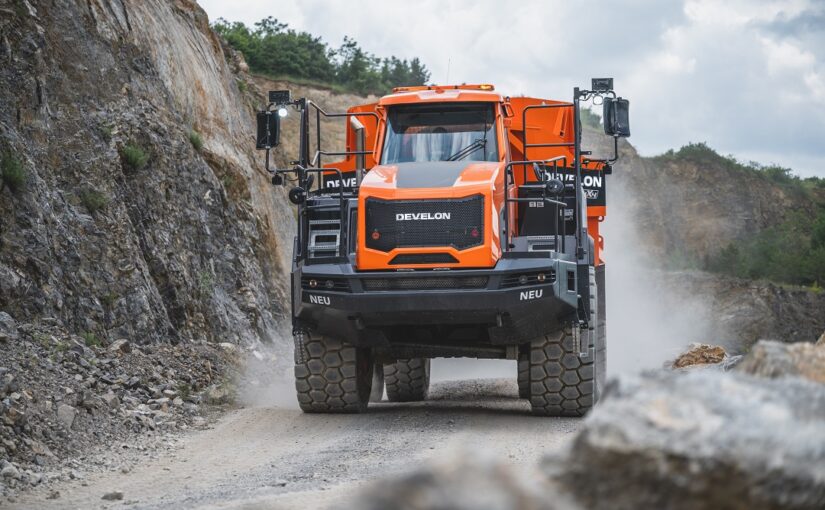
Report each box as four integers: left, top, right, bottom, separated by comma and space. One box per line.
198, 0, 825, 177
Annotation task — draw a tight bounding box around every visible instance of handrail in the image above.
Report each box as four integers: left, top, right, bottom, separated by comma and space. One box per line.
294, 165, 348, 258
502, 157, 569, 254
308, 102, 380, 171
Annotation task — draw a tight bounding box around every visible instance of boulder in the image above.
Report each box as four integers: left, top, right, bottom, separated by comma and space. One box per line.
56, 404, 77, 430
102, 392, 120, 409
736, 340, 825, 384
346, 454, 561, 510
671, 343, 727, 368
0, 312, 17, 343
542, 371, 825, 510
108, 339, 131, 354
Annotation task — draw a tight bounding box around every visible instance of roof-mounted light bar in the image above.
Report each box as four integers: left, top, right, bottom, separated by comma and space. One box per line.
392, 84, 495, 93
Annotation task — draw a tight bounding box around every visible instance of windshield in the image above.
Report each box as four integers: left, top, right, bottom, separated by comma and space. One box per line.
381, 103, 499, 164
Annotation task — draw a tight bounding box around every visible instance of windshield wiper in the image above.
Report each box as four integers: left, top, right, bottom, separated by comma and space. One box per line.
445, 138, 486, 161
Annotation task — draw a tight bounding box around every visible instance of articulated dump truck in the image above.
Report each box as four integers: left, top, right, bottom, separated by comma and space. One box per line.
256, 79, 630, 416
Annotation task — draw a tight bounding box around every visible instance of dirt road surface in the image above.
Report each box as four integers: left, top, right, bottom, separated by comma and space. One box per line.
10, 372, 582, 509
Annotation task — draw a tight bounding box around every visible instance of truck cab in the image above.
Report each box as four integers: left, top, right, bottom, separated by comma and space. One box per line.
256, 81, 630, 416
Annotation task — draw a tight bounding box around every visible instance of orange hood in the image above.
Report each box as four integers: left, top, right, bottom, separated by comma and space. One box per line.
356, 161, 504, 270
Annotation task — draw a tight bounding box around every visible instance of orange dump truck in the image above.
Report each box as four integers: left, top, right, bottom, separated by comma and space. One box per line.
256, 79, 630, 416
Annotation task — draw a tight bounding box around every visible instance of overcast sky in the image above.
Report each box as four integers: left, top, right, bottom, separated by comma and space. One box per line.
199, 0, 825, 177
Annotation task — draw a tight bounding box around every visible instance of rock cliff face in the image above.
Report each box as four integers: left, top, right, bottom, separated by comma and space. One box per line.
0, 0, 293, 346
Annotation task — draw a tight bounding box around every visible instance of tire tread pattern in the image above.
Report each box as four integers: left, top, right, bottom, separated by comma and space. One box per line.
294, 332, 370, 413
384, 358, 430, 402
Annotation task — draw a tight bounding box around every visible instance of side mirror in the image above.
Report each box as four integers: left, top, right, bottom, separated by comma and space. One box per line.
256, 111, 281, 149
603, 98, 630, 137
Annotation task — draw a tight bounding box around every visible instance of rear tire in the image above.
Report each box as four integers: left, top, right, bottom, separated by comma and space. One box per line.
517, 346, 530, 399
294, 332, 373, 413
384, 358, 430, 402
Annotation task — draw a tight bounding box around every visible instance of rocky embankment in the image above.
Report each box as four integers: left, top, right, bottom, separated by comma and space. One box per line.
0, 0, 296, 499
0, 311, 242, 497
350, 337, 825, 510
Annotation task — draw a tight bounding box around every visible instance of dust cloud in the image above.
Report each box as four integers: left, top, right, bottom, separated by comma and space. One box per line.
236, 327, 299, 409
434, 179, 715, 381
603, 180, 714, 373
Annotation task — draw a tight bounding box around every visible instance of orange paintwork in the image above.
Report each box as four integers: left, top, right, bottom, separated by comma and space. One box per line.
323, 85, 609, 270
356, 162, 505, 270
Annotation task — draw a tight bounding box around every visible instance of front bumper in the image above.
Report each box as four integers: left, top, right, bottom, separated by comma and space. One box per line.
293, 255, 579, 347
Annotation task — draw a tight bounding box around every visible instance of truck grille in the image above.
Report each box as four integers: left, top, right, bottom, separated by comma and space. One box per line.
362, 275, 489, 292
365, 195, 484, 252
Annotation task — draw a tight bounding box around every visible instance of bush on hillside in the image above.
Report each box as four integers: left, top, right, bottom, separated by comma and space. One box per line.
212, 17, 431, 96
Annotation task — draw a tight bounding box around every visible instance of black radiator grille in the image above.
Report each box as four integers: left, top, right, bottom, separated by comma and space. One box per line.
362, 275, 489, 292
389, 253, 458, 265
365, 195, 484, 252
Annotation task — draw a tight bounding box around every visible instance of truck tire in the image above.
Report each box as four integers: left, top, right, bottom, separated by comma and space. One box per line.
517, 346, 530, 399
384, 358, 430, 402
595, 264, 607, 398
294, 332, 373, 413
370, 362, 384, 402
529, 266, 602, 417
528, 325, 596, 416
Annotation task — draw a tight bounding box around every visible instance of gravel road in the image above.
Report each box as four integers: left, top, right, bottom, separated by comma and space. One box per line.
11, 371, 582, 510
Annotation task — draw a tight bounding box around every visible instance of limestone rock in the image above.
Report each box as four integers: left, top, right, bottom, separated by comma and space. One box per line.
347, 454, 562, 510
0, 312, 17, 343
543, 371, 825, 510
736, 339, 825, 384
56, 404, 77, 430
108, 339, 131, 354
671, 343, 727, 368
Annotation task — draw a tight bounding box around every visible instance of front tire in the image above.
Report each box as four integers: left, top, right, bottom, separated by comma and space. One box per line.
528, 265, 604, 416
294, 332, 373, 413
528, 325, 596, 416
384, 358, 430, 402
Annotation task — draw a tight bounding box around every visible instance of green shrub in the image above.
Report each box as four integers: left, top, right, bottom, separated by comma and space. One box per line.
189, 130, 204, 152
212, 17, 430, 96
198, 270, 214, 295
236, 79, 247, 93
704, 210, 825, 287
1, 152, 26, 193
122, 143, 149, 170
82, 332, 102, 348
100, 125, 113, 142
79, 188, 109, 214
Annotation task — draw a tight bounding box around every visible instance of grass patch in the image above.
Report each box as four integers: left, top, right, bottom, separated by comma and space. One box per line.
33, 333, 51, 349
81, 332, 102, 348
189, 130, 204, 152
236, 79, 247, 93
79, 188, 109, 214
100, 124, 113, 142
100, 292, 117, 308
198, 270, 214, 296
122, 143, 149, 170
177, 383, 192, 401
1, 151, 26, 193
